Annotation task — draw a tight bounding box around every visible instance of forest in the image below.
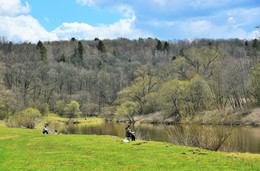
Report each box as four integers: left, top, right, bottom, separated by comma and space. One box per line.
0, 36, 260, 128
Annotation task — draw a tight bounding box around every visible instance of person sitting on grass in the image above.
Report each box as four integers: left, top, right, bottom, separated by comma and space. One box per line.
125, 124, 136, 141
42, 125, 49, 134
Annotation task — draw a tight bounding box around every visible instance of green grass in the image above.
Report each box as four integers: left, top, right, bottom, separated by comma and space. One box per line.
0, 127, 260, 170
41, 113, 105, 125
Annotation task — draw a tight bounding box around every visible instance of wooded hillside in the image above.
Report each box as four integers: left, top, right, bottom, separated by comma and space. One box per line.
0, 37, 260, 126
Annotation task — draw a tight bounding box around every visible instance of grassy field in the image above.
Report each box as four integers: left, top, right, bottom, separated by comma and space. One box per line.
1, 126, 260, 171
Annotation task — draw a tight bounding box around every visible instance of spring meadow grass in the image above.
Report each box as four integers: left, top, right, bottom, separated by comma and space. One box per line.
1, 119, 260, 170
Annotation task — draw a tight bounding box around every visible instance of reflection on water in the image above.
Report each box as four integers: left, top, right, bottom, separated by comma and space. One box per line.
61, 122, 260, 153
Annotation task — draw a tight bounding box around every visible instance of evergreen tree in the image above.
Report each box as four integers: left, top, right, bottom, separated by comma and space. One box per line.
252, 39, 257, 49
36, 41, 47, 63
163, 41, 170, 52
156, 40, 163, 51
97, 40, 106, 53
77, 41, 84, 60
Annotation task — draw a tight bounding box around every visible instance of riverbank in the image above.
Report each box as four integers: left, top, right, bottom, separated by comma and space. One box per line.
135, 107, 260, 126
0, 127, 260, 170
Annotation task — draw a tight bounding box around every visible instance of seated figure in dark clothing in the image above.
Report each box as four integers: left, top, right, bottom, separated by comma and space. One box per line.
42, 125, 49, 134
125, 124, 136, 141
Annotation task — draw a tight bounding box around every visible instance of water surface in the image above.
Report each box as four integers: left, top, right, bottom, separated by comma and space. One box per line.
60, 122, 260, 153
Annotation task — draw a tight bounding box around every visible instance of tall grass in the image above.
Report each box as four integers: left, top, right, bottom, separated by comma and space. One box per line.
165, 124, 233, 151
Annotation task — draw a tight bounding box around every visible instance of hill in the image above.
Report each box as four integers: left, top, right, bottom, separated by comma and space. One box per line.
0, 37, 260, 124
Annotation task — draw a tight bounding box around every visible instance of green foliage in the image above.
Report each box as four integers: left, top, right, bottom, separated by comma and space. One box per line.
54, 100, 66, 116
86, 103, 99, 116
6, 108, 41, 128
57, 54, 68, 63
115, 101, 139, 122
186, 75, 213, 113
0, 90, 20, 120
177, 46, 222, 79
0, 100, 6, 119
0, 38, 258, 124
159, 79, 188, 118
64, 100, 82, 119
249, 63, 260, 104
158, 76, 212, 119
115, 65, 159, 115
31, 102, 49, 115
143, 92, 159, 114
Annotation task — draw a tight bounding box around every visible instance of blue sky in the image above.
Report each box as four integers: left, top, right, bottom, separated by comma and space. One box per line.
0, 0, 259, 43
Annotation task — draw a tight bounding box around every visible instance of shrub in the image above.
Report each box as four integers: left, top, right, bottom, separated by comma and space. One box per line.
165, 124, 232, 151
6, 108, 41, 129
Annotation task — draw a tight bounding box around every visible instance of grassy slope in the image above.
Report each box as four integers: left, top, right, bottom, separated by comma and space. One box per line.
0, 127, 260, 171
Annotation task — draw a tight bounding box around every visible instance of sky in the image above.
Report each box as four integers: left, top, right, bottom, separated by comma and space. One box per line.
0, 0, 259, 43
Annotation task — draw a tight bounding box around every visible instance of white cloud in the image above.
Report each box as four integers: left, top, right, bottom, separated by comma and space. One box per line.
52, 15, 150, 40
1, 0, 259, 43
0, 0, 149, 43
0, 15, 58, 43
0, 0, 30, 16
54, 2, 150, 40
76, 0, 95, 6
0, 0, 55, 43
190, 0, 233, 9
116, 4, 135, 18
145, 4, 260, 40
226, 7, 260, 26
168, 17, 255, 39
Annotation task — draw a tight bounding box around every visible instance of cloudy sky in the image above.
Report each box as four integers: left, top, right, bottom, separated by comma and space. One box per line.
0, 0, 259, 43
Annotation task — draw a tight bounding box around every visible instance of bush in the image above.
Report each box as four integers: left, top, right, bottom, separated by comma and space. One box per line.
165, 124, 233, 151
6, 108, 42, 129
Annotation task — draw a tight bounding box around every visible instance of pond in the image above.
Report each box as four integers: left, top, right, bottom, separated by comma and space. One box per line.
60, 122, 260, 154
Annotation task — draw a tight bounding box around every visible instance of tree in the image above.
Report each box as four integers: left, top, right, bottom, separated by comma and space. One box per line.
158, 79, 188, 121
70, 37, 76, 41
97, 40, 106, 53
54, 100, 66, 116
115, 101, 139, 124
158, 76, 212, 121
4, 62, 39, 107
0, 89, 22, 120
249, 63, 260, 104
156, 40, 163, 51
64, 100, 82, 119
178, 46, 222, 79
208, 56, 251, 109
77, 41, 84, 60
36, 41, 47, 63
115, 65, 159, 115
163, 41, 170, 52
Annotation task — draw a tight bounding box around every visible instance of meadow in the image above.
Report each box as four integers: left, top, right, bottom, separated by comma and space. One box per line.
1, 122, 260, 171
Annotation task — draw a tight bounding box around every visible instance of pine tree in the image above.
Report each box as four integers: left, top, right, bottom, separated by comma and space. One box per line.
97, 40, 106, 53
36, 41, 47, 63
156, 40, 162, 51
77, 41, 84, 60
